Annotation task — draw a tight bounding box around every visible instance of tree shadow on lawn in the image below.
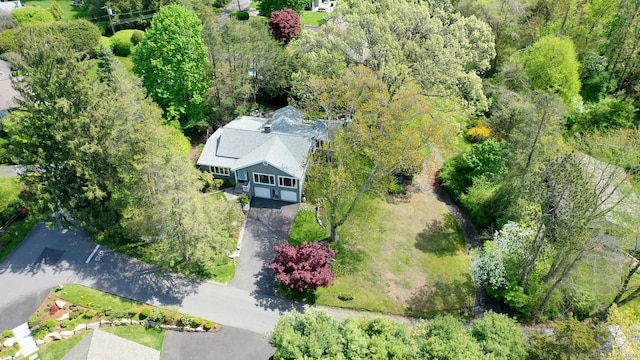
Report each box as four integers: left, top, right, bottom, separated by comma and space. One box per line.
414, 214, 464, 256
406, 278, 475, 318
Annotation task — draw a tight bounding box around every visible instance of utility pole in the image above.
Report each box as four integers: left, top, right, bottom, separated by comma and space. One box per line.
103, 6, 115, 35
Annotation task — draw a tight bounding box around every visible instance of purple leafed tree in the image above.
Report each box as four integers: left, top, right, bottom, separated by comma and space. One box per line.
270, 241, 336, 293
268, 8, 301, 44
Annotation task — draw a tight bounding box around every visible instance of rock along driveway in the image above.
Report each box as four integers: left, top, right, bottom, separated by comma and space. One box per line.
0, 199, 303, 358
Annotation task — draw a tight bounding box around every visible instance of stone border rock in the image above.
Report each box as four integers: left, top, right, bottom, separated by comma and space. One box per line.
34, 318, 217, 346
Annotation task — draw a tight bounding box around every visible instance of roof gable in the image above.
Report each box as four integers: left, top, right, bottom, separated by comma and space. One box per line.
62, 329, 160, 360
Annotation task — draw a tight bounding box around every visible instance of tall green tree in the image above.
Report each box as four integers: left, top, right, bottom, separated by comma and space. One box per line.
133, 5, 211, 130
7, 33, 124, 230
527, 317, 605, 360
520, 36, 581, 108
305, 66, 425, 241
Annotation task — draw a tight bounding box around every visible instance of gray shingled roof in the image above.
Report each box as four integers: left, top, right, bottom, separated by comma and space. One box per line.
62, 329, 160, 360
196, 106, 328, 179
232, 135, 311, 178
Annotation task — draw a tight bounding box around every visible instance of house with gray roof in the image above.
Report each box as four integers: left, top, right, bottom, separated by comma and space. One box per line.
197, 106, 336, 202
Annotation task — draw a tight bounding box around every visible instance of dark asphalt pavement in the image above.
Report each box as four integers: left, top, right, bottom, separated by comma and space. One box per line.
162, 326, 275, 360
229, 198, 299, 296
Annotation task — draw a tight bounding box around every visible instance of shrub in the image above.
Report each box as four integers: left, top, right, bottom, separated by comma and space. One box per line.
203, 321, 213, 331
83, 309, 97, 319
0, 28, 17, 54
237, 194, 249, 207
270, 241, 336, 293
268, 9, 301, 44
60, 320, 70, 329
110, 29, 136, 56
139, 307, 151, 320
199, 171, 215, 192
128, 306, 140, 317
130, 30, 144, 45
0, 12, 16, 32
147, 307, 164, 322
162, 307, 180, 325
49, 304, 59, 315
48, 0, 64, 21
192, 317, 204, 328
231, 10, 249, 20
12, 8, 54, 25
45, 319, 57, 331
2, 329, 13, 338
28, 314, 43, 328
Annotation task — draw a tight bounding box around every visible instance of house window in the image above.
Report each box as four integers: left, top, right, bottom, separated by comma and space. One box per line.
212, 166, 230, 176
278, 176, 297, 188
253, 172, 275, 185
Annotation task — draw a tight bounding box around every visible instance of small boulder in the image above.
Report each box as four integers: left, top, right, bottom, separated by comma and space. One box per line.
195, 328, 205, 333
74, 324, 86, 332
87, 322, 100, 330
2, 337, 17, 347
36, 339, 45, 346
184, 326, 194, 332
100, 319, 112, 327
55, 300, 67, 309
60, 330, 74, 339
56, 312, 70, 321
120, 319, 131, 325
131, 320, 139, 325
44, 332, 62, 342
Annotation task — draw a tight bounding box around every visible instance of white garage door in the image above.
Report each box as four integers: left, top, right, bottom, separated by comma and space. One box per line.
254, 187, 271, 199
280, 190, 297, 202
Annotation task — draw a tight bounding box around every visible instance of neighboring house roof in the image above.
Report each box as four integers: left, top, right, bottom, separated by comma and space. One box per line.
62, 329, 160, 360
197, 106, 326, 179
576, 153, 640, 229
0, 59, 21, 111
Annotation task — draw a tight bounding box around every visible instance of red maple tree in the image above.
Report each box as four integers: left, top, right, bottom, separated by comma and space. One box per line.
268, 8, 301, 44
270, 241, 336, 293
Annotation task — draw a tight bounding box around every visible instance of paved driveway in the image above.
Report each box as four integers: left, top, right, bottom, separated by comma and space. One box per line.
229, 198, 300, 296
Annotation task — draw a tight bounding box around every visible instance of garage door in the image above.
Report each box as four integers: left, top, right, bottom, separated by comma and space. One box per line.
280, 190, 297, 202
254, 187, 271, 199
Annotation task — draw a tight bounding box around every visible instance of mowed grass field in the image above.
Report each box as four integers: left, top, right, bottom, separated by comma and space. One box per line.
291, 186, 475, 316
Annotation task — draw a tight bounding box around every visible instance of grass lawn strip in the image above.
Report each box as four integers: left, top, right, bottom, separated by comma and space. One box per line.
101, 326, 165, 351
23, 0, 91, 21
36, 330, 90, 360
301, 11, 327, 26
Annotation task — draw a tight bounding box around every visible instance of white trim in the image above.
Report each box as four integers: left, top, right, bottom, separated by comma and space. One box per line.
212, 166, 230, 176
253, 172, 275, 185
232, 161, 298, 178
278, 176, 297, 189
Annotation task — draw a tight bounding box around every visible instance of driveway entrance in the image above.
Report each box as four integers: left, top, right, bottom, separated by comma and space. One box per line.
229, 198, 299, 296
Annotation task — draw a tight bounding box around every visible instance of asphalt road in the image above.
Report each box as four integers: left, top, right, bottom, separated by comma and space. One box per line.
0, 222, 306, 357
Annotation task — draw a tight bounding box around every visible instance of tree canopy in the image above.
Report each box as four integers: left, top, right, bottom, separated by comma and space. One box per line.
133, 5, 211, 130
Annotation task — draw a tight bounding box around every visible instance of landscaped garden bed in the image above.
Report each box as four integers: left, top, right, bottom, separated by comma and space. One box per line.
22, 284, 220, 346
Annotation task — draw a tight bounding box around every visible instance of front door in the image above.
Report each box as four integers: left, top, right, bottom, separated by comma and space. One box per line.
237, 170, 247, 181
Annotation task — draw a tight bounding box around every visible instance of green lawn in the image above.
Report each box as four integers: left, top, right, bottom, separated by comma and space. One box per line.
37, 330, 90, 360
301, 11, 327, 26
56, 284, 144, 311
289, 206, 329, 246
23, 0, 91, 21
0, 177, 21, 212
102, 326, 166, 351
291, 193, 475, 316
116, 55, 134, 73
